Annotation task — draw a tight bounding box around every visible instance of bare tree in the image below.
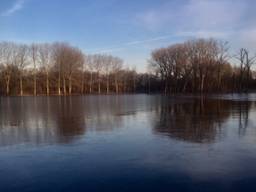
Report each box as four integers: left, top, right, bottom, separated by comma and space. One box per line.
16, 44, 28, 96
92, 54, 104, 94
52, 43, 61, 95
216, 41, 229, 91
53, 43, 84, 95
0, 42, 18, 95
151, 47, 171, 94
38, 43, 53, 95
65, 47, 84, 95
131, 67, 137, 93
80, 54, 87, 94
86, 55, 95, 94
30, 44, 38, 96
111, 57, 123, 94
104, 55, 112, 94
235, 48, 256, 92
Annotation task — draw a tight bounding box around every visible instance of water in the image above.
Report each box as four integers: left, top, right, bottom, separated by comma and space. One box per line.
0, 94, 256, 192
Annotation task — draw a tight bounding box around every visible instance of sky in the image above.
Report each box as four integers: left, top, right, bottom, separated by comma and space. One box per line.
0, 0, 256, 72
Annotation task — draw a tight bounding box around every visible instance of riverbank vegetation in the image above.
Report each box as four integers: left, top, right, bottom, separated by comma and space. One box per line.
0, 38, 255, 96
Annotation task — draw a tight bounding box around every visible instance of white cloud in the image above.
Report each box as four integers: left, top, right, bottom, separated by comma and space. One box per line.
137, 0, 249, 31
181, 0, 247, 30
1, 0, 27, 17
135, 0, 256, 52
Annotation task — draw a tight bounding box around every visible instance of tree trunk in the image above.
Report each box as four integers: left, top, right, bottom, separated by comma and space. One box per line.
164, 81, 167, 95
46, 72, 49, 96
217, 63, 221, 92
98, 73, 100, 94
98, 81, 101, 94
34, 67, 37, 96
90, 72, 93, 94
133, 75, 136, 93
200, 74, 205, 93
148, 75, 150, 94
239, 66, 243, 92
20, 74, 23, 96
183, 79, 189, 93
81, 73, 85, 94
123, 81, 125, 93
106, 74, 109, 94
115, 75, 118, 94
246, 67, 250, 92
69, 76, 72, 95
34, 73, 36, 96
6, 75, 10, 96
63, 77, 66, 95
58, 72, 61, 95
193, 68, 197, 93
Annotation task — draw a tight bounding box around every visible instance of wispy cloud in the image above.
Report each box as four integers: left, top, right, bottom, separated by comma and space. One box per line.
125, 35, 173, 46
87, 31, 233, 54
176, 30, 231, 39
1, 0, 27, 17
87, 35, 174, 53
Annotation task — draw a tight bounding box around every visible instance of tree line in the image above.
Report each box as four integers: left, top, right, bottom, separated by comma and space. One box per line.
150, 38, 256, 93
0, 38, 256, 96
0, 42, 148, 96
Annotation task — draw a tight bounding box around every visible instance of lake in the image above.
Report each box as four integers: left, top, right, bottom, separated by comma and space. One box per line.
1, 94, 256, 192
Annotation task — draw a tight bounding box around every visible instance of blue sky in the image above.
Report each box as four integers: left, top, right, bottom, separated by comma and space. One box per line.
0, 0, 256, 71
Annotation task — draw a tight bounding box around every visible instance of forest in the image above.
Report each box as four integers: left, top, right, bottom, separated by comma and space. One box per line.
0, 38, 255, 96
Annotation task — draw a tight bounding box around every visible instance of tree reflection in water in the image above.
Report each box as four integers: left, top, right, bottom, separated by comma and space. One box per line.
0, 95, 151, 146
0, 95, 254, 146
0, 97, 87, 146
153, 98, 252, 143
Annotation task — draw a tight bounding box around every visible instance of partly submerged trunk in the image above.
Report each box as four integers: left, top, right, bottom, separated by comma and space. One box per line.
81, 73, 85, 94
58, 71, 61, 95
123, 79, 126, 93
148, 76, 150, 94
133, 76, 136, 93
106, 74, 109, 94
182, 80, 189, 93
200, 74, 205, 93
63, 77, 66, 95
5, 75, 10, 96
33, 67, 37, 96
90, 72, 93, 94
115, 78, 119, 94
164, 80, 167, 95
217, 63, 221, 92
20, 74, 23, 96
46, 71, 49, 96
98, 73, 101, 94
115, 75, 118, 94
68, 76, 72, 95
98, 81, 101, 94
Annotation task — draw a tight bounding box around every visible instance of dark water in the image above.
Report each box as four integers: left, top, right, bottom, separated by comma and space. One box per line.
0, 94, 256, 192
